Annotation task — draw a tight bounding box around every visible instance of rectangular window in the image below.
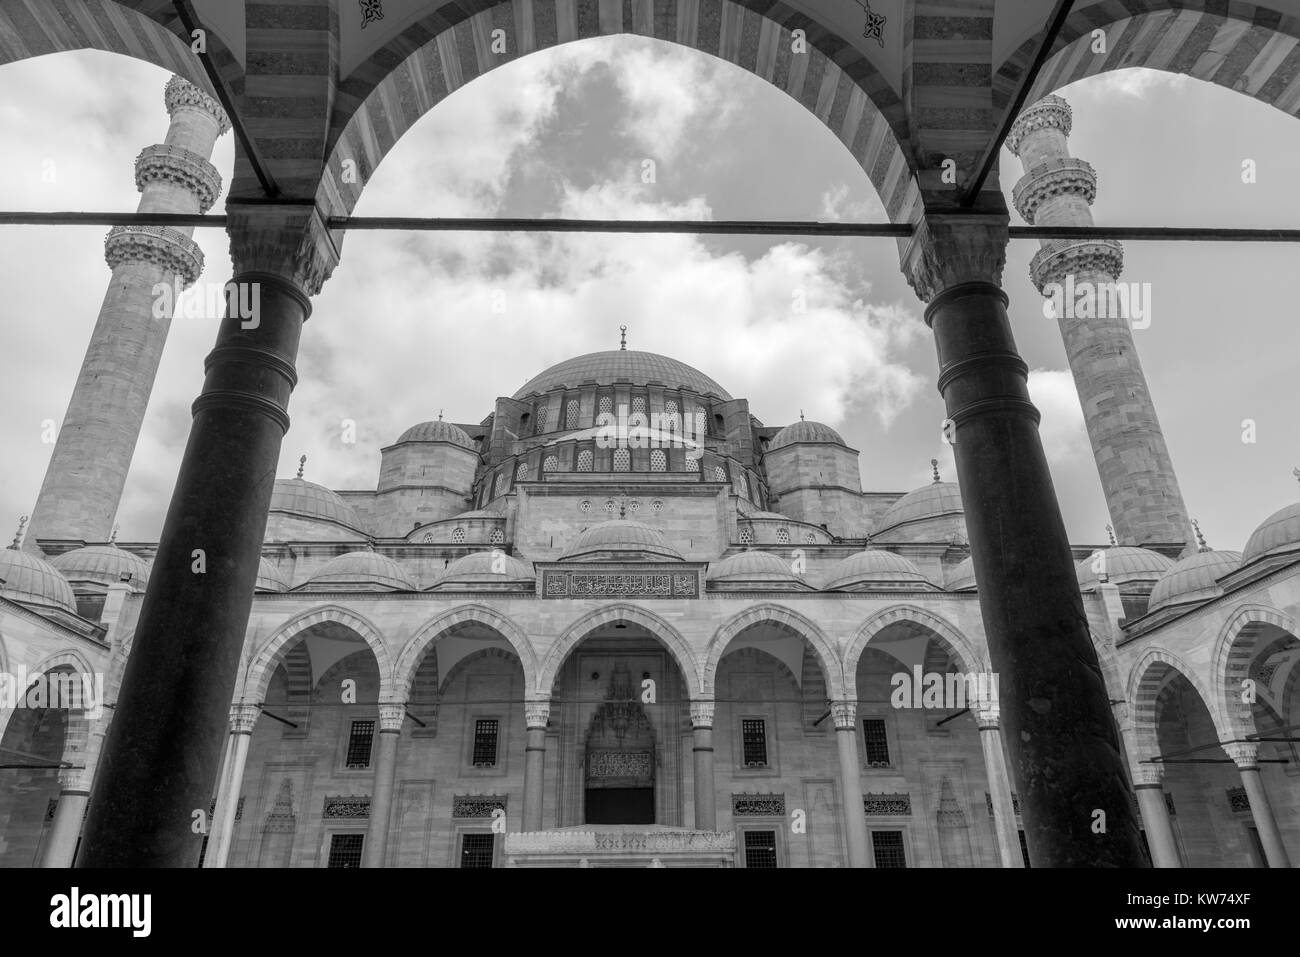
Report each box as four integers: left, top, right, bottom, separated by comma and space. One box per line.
472, 719, 499, 767
345, 720, 375, 769
460, 833, 496, 869
862, 718, 891, 767
871, 830, 907, 868
743, 830, 778, 869
327, 833, 364, 869
1018, 829, 1031, 868
741, 719, 768, 767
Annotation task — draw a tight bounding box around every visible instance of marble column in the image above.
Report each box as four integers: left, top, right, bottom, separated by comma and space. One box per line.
203, 703, 260, 868
832, 701, 869, 868
1132, 766, 1180, 868
975, 700, 1024, 868
1225, 742, 1291, 867
39, 694, 99, 868
76, 205, 339, 867
362, 704, 405, 868
522, 697, 550, 832
690, 699, 716, 831
900, 208, 1145, 867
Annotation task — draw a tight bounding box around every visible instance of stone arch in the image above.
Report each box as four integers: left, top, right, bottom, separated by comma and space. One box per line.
539, 604, 699, 696
28, 648, 97, 680
394, 603, 538, 700
242, 605, 394, 703
843, 605, 984, 701
1212, 604, 1300, 738
703, 602, 842, 700
1126, 646, 1228, 767
318, 0, 915, 222
438, 646, 526, 696
1007, 3, 1300, 120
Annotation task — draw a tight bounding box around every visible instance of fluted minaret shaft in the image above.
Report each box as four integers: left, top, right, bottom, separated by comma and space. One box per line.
1009, 96, 1193, 552
26, 77, 229, 551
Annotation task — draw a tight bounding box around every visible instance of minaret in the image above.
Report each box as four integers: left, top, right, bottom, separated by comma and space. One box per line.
1008, 95, 1194, 553
26, 77, 230, 551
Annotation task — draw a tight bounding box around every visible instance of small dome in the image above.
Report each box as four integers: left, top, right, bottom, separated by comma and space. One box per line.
875, 482, 964, 537
560, 520, 683, 562
1148, 550, 1243, 613
768, 420, 846, 451
0, 547, 76, 613
824, 549, 937, 590
256, 557, 289, 593
945, 557, 976, 592
430, 551, 534, 588
301, 551, 416, 591
396, 420, 476, 449
707, 550, 804, 585
1242, 503, 1300, 567
1076, 547, 1175, 591
51, 544, 151, 593
269, 479, 365, 532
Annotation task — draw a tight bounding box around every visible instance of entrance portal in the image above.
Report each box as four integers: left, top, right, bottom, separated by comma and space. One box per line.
583, 662, 656, 825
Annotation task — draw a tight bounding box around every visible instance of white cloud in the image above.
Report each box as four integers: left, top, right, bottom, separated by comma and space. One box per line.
1072, 67, 1188, 100
1027, 368, 1090, 465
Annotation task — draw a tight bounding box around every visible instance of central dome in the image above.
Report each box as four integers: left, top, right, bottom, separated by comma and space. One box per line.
560, 520, 684, 562
513, 350, 731, 400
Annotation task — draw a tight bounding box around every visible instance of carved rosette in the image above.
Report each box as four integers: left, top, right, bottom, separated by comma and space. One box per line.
104, 224, 204, 286
1006, 94, 1072, 156
1012, 157, 1097, 223
524, 698, 551, 731
900, 211, 1009, 304
1222, 741, 1259, 770
164, 75, 231, 135
229, 703, 260, 734
689, 699, 715, 729
135, 144, 223, 212
831, 700, 856, 730
227, 204, 340, 298
378, 703, 406, 733
1029, 239, 1124, 292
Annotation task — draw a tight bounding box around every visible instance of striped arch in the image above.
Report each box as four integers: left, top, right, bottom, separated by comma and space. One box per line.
539, 604, 699, 696
318, 0, 916, 222
1005, 3, 1300, 120
843, 605, 984, 701
394, 604, 538, 700
703, 603, 842, 700
242, 605, 395, 703
1126, 646, 1227, 766
1211, 604, 1300, 738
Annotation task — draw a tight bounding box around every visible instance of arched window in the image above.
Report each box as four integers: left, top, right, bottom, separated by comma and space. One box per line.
735, 474, 749, 500
543, 455, 558, 473
535, 407, 549, 434
452, 527, 466, 544
577, 449, 593, 472
694, 407, 707, 436
712, 465, 727, 482
632, 395, 646, 414
489, 528, 504, 545
613, 448, 630, 472
739, 526, 753, 545
776, 527, 789, 545
515, 462, 529, 481
805, 531, 817, 544
493, 473, 506, 497
650, 449, 667, 472
565, 400, 580, 430
664, 399, 680, 434
689, 455, 701, 472
599, 395, 613, 415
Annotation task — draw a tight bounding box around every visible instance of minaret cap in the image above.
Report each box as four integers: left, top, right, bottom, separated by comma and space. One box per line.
164, 75, 232, 136
1006, 94, 1072, 156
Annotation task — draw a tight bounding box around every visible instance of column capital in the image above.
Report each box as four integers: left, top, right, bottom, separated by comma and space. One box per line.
229, 703, 260, 733
975, 704, 1000, 730
525, 697, 551, 730
900, 209, 1009, 304
226, 203, 341, 300
165, 75, 231, 135
831, 700, 856, 730
1006, 94, 1072, 155
690, 698, 715, 729
377, 703, 406, 733
1222, 741, 1259, 769
1130, 763, 1164, 788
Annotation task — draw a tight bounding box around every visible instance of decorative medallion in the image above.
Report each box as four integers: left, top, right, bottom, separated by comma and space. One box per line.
651, 499, 664, 513
580, 500, 592, 513
359, 0, 384, 29
855, 0, 886, 47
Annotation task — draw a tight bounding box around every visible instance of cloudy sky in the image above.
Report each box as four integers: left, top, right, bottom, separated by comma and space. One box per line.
1, 42, 1298, 551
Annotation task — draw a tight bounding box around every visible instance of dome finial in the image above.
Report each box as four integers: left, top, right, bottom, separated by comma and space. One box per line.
799, 409, 805, 422
1293, 465, 1300, 493
296, 454, 306, 479
10, 515, 28, 550
437, 409, 444, 421
618, 496, 627, 520
931, 458, 941, 484
619, 325, 628, 350
110, 523, 120, 545
1106, 524, 1116, 546
1192, 518, 1209, 552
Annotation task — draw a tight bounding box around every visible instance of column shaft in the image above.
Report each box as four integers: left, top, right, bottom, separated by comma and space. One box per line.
39, 790, 89, 868
1239, 768, 1291, 867
979, 724, 1024, 867
1134, 785, 1181, 868
693, 726, 716, 831
523, 727, 547, 832
362, 724, 401, 868
205, 706, 258, 868
832, 704, 869, 868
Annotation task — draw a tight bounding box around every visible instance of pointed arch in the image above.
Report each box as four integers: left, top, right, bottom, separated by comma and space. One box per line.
242, 604, 394, 703
1212, 604, 1300, 738
843, 605, 984, 701
394, 603, 538, 700
538, 604, 699, 696
1126, 646, 1228, 766
29, 648, 97, 680
703, 602, 842, 700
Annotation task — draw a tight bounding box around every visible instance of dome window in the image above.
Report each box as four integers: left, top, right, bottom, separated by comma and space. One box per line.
489, 528, 504, 545
805, 532, 817, 544
632, 395, 646, 414
579, 500, 592, 513
565, 401, 580, 430
452, 527, 466, 544
694, 408, 707, 435
604, 499, 617, 514
515, 462, 529, 481
543, 455, 559, 473
577, 449, 593, 472
740, 526, 753, 545
613, 448, 631, 471
776, 527, 789, 545
712, 465, 727, 482
651, 500, 664, 513
493, 473, 506, 497
690, 456, 701, 472
599, 395, 613, 415
535, 407, 549, 434
650, 449, 666, 472
735, 474, 749, 500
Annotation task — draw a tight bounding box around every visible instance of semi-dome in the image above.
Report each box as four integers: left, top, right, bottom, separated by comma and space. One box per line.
269, 479, 365, 533
513, 350, 730, 400
429, 551, 534, 588
1076, 546, 1175, 591
945, 557, 976, 592
875, 481, 964, 537
255, 557, 289, 593
768, 420, 846, 451
1148, 550, 1243, 613
395, 419, 476, 449
0, 547, 76, 613
707, 550, 805, 586
300, 551, 416, 591
51, 544, 151, 593
559, 520, 683, 562
1242, 502, 1300, 567
824, 549, 938, 590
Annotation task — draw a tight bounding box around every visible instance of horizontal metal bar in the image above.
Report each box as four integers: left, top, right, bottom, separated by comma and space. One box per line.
2, 211, 1300, 242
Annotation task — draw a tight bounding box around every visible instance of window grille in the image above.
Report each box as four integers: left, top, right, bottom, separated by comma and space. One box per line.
472, 719, 499, 767
871, 831, 906, 868
577, 449, 593, 472
743, 830, 778, 869
460, 833, 496, 869
327, 833, 364, 869
741, 719, 768, 767
613, 448, 630, 471
650, 449, 666, 472
346, 720, 375, 769
863, 718, 890, 767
